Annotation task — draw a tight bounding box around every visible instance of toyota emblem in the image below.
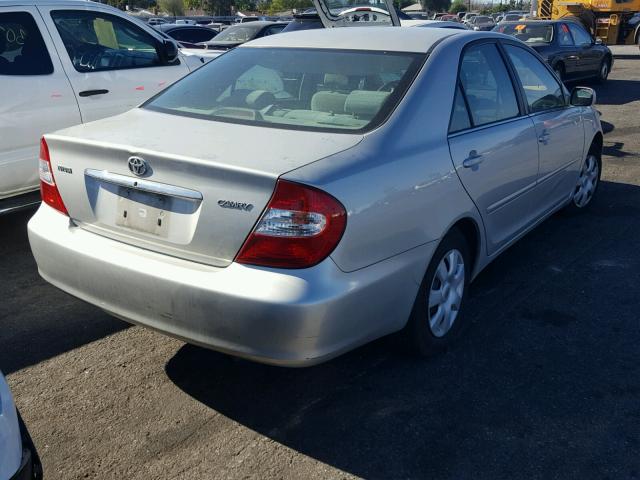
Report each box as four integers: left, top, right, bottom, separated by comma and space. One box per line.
128, 156, 147, 177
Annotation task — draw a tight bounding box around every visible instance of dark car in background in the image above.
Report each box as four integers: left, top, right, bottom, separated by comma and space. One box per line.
494, 20, 613, 83
154, 23, 218, 49
200, 21, 288, 50
469, 15, 495, 31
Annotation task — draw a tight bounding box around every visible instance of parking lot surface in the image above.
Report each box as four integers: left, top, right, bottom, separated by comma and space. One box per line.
2, 55, 640, 479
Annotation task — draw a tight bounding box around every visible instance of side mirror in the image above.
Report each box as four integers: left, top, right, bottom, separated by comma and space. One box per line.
159, 39, 179, 64
570, 86, 596, 107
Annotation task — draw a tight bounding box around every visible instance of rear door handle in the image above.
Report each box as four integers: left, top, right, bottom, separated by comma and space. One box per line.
463, 150, 483, 168
79, 89, 109, 97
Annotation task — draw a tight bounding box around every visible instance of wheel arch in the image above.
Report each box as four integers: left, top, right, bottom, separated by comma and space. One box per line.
589, 131, 603, 156
448, 216, 482, 279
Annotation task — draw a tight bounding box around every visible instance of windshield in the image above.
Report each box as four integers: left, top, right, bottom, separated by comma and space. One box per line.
475, 16, 492, 23
212, 25, 260, 43
495, 23, 553, 43
145, 47, 423, 133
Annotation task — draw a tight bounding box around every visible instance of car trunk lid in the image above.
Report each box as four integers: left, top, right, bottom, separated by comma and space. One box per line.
46, 108, 362, 267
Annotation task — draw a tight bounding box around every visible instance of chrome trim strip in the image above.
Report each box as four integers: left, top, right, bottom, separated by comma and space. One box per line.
537, 158, 578, 185
487, 179, 537, 214
85, 169, 203, 202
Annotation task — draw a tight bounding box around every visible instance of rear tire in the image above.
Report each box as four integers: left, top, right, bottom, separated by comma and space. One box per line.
404, 228, 471, 356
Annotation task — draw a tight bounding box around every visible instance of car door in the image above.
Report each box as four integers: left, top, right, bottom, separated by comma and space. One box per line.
555, 23, 580, 80
312, 0, 400, 27
448, 42, 540, 255
0, 7, 80, 200
503, 43, 584, 212
38, 5, 190, 123
567, 22, 600, 77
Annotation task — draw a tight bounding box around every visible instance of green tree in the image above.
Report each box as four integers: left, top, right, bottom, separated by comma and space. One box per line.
420, 0, 451, 14
267, 0, 312, 14
159, 0, 185, 15
448, 0, 466, 13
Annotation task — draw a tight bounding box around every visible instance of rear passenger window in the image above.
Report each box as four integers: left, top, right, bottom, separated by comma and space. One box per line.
51, 10, 161, 72
504, 44, 566, 113
449, 84, 471, 133
0, 12, 54, 75
459, 44, 519, 127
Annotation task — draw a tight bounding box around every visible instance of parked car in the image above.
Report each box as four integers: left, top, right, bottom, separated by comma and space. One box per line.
0, 0, 199, 215
154, 23, 218, 48
29, 13, 602, 366
200, 21, 288, 51
147, 17, 169, 25
499, 13, 523, 22
0, 371, 42, 480
439, 14, 461, 22
494, 20, 613, 82
469, 15, 496, 31
462, 12, 478, 23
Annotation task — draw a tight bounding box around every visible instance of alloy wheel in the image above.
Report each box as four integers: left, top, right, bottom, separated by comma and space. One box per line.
573, 154, 599, 208
428, 249, 465, 338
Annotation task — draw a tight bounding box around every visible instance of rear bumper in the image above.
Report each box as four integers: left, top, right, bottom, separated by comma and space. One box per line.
28, 204, 433, 366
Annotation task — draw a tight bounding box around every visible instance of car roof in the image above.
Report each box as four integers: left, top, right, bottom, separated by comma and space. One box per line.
156, 23, 210, 30
228, 20, 287, 28
244, 26, 473, 53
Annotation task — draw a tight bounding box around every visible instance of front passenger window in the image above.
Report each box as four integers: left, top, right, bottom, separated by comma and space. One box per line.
504, 44, 565, 113
459, 44, 519, 127
51, 10, 161, 72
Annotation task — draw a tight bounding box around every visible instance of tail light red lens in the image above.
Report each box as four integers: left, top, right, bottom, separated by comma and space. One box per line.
39, 137, 68, 216
236, 180, 347, 269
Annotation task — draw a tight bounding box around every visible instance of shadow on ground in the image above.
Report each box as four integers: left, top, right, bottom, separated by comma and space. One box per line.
593, 78, 640, 105
0, 208, 128, 374
166, 180, 640, 479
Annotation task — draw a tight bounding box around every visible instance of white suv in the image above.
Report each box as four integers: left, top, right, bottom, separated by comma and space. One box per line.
0, 0, 198, 213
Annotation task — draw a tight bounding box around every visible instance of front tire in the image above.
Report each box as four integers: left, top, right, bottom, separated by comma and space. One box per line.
404, 228, 471, 356
565, 150, 601, 213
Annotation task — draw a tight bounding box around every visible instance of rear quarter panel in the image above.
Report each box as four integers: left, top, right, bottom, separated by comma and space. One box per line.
286, 34, 485, 275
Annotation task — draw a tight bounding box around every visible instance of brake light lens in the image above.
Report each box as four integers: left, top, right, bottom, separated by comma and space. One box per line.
39, 137, 68, 216
236, 180, 347, 269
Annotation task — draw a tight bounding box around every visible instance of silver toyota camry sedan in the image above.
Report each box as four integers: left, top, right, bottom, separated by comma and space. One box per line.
28, 21, 602, 366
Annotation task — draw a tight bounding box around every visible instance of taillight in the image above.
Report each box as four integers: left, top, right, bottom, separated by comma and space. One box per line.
236, 180, 347, 269
39, 137, 68, 216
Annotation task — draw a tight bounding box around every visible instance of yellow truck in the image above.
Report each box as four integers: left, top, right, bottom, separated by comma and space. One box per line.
537, 0, 640, 44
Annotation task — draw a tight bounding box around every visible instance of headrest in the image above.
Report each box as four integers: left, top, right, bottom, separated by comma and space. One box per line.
344, 90, 389, 118
323, 73, 349, 90
245, 90, 275, 109
311, 91, 348, 113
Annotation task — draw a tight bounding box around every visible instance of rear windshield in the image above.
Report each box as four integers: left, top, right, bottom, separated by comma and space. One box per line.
145, 47, 424, 133
495, 23, 553, 43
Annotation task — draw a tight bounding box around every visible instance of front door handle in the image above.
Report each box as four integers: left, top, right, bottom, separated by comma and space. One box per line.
79, 89, 109, 97
538, 130, 551, 145
463, 150, 484, 168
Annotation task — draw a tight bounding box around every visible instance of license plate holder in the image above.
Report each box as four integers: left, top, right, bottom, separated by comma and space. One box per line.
115, 187, 170, 237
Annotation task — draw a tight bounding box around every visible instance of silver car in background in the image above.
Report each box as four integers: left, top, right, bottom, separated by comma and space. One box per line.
28, 27, 602, 366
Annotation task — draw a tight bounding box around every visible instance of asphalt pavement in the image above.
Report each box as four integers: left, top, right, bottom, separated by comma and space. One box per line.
1, 57, 639, 480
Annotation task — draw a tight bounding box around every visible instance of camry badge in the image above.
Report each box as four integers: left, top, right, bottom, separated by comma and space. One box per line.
128, 156, 147, 177
218, 200, 253, 212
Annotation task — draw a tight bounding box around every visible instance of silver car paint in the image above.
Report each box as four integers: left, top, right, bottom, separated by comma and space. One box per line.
28, 29, 602, 365
29, 204, 435, 366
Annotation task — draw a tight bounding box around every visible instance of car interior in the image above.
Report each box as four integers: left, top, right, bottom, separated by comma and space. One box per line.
148, 48, 420, 131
